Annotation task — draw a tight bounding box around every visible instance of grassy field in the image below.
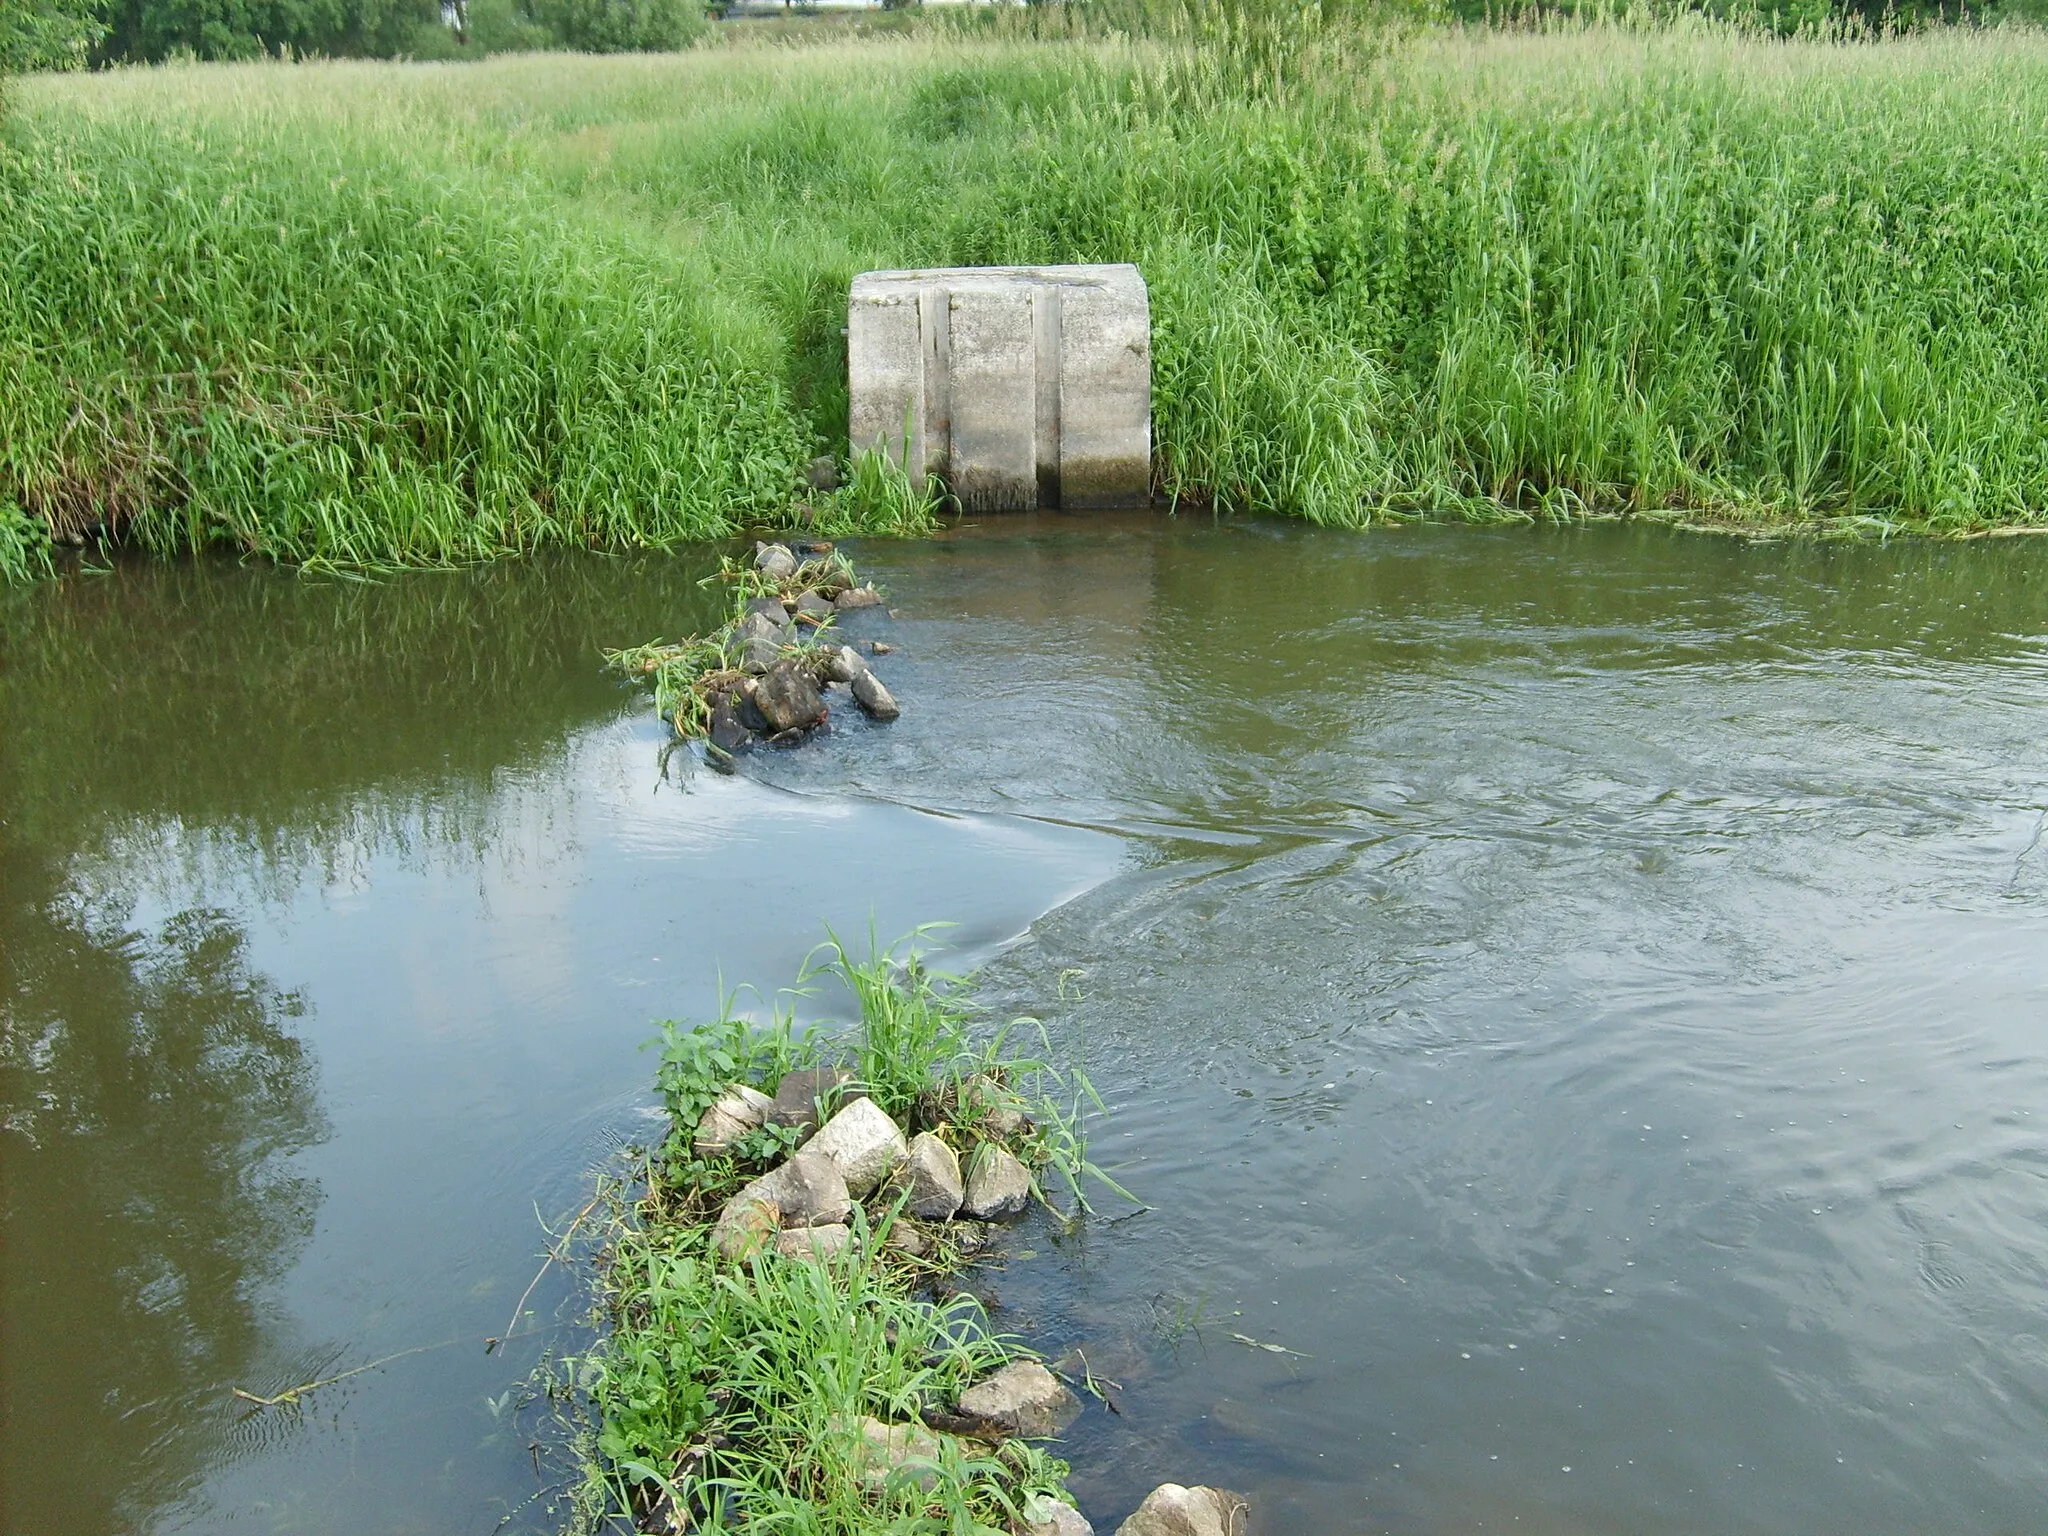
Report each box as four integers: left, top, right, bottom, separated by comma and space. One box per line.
8, 10, 2048, 578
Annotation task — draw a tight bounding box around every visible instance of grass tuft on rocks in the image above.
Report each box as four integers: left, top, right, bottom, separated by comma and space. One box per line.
565, 933, 1115, 1534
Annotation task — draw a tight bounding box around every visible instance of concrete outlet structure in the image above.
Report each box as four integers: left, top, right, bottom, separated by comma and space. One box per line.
847, 265, 1151, 512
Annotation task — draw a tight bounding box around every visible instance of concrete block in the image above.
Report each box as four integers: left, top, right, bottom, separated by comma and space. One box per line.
848, 265, 1150, 511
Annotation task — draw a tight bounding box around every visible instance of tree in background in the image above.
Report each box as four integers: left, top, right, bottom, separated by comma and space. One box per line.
0, 0, 108, 71
89, 0, 441, 61
521, 0, 703, 51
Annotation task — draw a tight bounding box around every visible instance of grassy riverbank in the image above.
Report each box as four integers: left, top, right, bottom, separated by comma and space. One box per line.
566, 935, 1106, 1534
8, 10, 2048, 579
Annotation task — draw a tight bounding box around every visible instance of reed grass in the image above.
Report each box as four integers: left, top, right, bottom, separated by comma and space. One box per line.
9, 10, 2048, 578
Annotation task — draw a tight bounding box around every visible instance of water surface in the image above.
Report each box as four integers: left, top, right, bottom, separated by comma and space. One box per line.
4, 521, 2046, 1534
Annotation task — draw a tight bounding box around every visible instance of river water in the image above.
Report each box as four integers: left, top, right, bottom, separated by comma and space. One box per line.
4, 518, 2046, 1535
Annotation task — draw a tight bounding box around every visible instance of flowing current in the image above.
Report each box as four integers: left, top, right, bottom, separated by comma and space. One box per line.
4, 518, 2046, 1534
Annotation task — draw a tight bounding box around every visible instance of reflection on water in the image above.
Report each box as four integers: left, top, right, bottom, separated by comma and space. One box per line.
1, 851, 324, 1533
4, 524, 2047, 1534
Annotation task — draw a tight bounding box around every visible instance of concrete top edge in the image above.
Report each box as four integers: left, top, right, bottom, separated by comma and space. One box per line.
851, 263, 1144, 297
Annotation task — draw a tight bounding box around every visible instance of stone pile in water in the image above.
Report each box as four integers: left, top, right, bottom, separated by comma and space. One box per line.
703, 540, 900, 757
692, 1069, 1246, 1536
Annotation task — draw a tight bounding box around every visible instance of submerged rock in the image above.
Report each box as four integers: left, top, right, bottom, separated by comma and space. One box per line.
961, 1143, 1032, 1219
956, 1361, 1080, 1440
755, 542, 798, 580
802, 1097, 908, 1197
835, 585, 883, 610
888, 1131, 964, 1220
768, 1066, 858, 1133
851, 670, 900, 722
1021, 1493, 1095, 1536
774, 1222, 852, 1261
753, 661, 827, 735
1114, 1485, 1249, 1536
693, 1082, 775, 1156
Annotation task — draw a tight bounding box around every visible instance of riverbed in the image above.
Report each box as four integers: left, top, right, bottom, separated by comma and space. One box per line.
4, 518, 2046, 1534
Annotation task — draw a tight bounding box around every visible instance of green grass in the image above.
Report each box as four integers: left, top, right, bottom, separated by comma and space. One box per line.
10, 8, 2048, 578
567, 933, 1112, 1534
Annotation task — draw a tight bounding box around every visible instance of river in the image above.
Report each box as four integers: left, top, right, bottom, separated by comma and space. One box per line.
4, 517, 2046, 1534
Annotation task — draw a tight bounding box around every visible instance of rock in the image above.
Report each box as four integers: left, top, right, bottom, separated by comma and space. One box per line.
851, 670, 900, 722
768, 1066, 858, 1133
774, 1222, 852, 1261
804, 539, 835, 554
740, 1148, 851, 1227
710, 1192, 780, 1260
965, 1075, 1033, 1139
1021, 1492, 1095, 1536
806, 456, 840, 492
802, 1096, 908, 1197
962, 1143, 1032, 1219
733, 611, 782, 646
1113, 1485, 1249, 1536
753, 661, 827, 734
745, 596, 791, 622
693, 1082, 775, 1156
957, 1361, 1080, 1440
869, 640, 894, 655
754, 542, 798, 580
738, 635, 782, 674
824, 644, 869, 683
835, 584, 883, 610
888, 1131, 964, 1220
793, 590, 836, 623
850, 1416, 948, 1493
706, 695, 751, 753
884, 1221, 929, 1257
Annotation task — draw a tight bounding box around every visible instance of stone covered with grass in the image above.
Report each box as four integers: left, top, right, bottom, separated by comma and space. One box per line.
567, 933, 1132, 1535
605, 542, 900, 764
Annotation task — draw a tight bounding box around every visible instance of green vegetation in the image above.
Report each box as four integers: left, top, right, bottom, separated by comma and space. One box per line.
9, 10, 2048, 582
568, 933, 1110, 1533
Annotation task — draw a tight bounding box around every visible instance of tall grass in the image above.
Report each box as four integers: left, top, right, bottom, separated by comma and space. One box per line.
9, 13, 2048, 575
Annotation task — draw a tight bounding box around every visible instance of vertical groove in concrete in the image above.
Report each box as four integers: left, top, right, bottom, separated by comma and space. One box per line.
919, 285, 951, 481
1032, 285, 1063, 510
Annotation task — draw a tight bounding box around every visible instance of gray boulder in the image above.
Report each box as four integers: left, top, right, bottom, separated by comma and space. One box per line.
706, 695, 751, 753
956, 1361, 1080, 1439
1021, 1493, 1095, 1536
888, 1131, 964, 1220
835, 585, 883, 610
802, 1096, 908, 1198
693, 1082, 775, 1157
755, 542, 798, 580
753, 661, 827, 734
745, 596, 791, 622
738, 1148, 851, 1227
824, 644, 868, 683
710, 1191, 780, 1260
774, 1222, 852, 1261
1113, 1485, 1249, 1536
849, 1416, 948, 1493
768, 1067, 858, 1133
793, 590, 836, 623
851, 670, 900, 722
962, 1142, 1032, 1219
738, 635, 781, 675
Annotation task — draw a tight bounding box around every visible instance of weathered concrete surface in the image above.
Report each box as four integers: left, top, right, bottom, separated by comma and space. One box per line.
848, 266, 1150, 512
